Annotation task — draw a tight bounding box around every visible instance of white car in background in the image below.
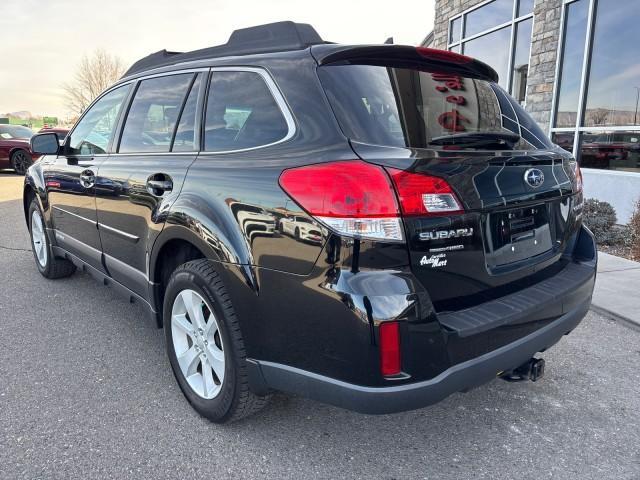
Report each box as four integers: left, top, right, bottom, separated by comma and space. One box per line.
229, 202, 276, 239
279, 215, 323, 244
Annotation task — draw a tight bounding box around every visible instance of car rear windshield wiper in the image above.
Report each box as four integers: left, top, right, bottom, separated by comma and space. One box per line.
429, 132, 521, 149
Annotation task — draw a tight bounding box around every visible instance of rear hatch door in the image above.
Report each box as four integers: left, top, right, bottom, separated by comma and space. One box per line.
316, 49, 583, 311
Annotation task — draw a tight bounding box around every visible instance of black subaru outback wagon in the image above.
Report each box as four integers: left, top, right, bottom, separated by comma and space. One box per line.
25, 22, 596, 422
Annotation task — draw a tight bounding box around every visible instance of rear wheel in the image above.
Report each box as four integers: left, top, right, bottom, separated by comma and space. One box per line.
164, 259, 270, 423
28, 199, 75, 279
11, 150, 32, 175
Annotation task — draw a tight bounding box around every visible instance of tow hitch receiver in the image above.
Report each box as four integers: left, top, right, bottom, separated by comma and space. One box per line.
500, 358, 545, 383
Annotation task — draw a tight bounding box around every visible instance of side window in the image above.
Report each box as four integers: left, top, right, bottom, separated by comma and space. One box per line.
172, 74, 202, 152
119, 74, 194, 153
204, 71, 289, 152
68, 85, 130, 155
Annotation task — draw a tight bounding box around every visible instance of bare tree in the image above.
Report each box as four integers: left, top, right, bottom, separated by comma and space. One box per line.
587, 108, 609, 126
63, 49, 125, 114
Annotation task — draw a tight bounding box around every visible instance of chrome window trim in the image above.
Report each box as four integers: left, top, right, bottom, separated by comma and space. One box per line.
199, 66, 297, 155
106, 66, 296, 157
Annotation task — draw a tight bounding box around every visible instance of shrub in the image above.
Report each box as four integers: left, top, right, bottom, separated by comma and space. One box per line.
629, 199, 640, 259
582, 198, 618, 244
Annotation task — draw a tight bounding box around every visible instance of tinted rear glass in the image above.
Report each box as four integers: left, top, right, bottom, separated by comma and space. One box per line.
318, 64, 552, 150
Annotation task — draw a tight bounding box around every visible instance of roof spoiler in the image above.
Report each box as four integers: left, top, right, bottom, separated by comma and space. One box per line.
312, 45, 499, 83
123, 21, 325, 78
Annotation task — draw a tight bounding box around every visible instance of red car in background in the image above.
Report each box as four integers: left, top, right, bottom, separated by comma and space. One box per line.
0, 125, 38, 175
38, 127, 69, 141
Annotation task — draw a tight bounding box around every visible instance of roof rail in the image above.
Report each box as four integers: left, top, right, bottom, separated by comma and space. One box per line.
123, 21, 325, 77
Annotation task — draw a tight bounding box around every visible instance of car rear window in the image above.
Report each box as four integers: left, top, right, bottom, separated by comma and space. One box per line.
318, 64, 552, 150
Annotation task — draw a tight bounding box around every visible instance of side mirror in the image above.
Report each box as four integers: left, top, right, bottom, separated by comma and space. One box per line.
31, 132, 60, 155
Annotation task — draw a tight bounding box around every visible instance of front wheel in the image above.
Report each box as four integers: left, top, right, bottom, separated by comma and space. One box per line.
163, 259, 270, 423
28, 199, 75, 279
11, 149, 32, 175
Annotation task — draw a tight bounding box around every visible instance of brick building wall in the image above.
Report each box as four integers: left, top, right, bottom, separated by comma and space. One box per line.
431, 0, 563, 133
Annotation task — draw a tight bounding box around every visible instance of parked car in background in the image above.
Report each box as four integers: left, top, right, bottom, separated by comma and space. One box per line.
0, 124, 37, 174
25, 21, 596, 423
39, 127, 70, 145
279, 215, 323, 243
229, 201, 277, 239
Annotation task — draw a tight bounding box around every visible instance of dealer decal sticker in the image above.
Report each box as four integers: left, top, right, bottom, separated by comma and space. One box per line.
419, 253, 448, 268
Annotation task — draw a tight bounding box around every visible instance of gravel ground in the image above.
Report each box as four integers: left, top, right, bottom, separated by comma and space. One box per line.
1, 172, 639, 479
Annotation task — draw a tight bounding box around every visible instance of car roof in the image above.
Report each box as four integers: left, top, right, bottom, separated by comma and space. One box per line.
123, 21, 326, 78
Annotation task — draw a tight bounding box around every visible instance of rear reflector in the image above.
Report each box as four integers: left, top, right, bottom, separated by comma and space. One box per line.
279, 160, 403, 241
387, 168, 463, 216
379, 322, 401, 376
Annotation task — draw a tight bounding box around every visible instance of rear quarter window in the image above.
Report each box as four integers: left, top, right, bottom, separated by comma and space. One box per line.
318, 64, 552, 150
204, 70, 291, 152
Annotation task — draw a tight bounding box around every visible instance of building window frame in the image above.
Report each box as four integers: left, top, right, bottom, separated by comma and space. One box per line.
447, 0, 534, 102
549, 0, 640, 173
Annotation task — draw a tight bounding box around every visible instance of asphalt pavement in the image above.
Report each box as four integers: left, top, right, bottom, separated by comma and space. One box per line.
1, 171, 639, 479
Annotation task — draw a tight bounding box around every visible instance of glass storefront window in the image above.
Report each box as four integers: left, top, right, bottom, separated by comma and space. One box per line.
551, 132, 575, 154
579, 131, 640, 172
464, 0, 513, 37
511, 18, 533, 104
517, 0, 534, 17
450, 17, 462, 43
463, 26, 511, 89
583, 0, 640, 128
553, 0, 589, 128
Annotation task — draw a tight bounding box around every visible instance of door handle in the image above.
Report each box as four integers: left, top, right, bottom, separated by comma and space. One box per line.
79, 169, 95, 188
146, 176, 173, 196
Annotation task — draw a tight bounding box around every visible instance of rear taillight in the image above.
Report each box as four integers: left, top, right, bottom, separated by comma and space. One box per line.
574, 162, 583, 193
379, 321, 401, 376
278, 161, 464, 241
387, 168, 463, 216
278, 160, 403, 241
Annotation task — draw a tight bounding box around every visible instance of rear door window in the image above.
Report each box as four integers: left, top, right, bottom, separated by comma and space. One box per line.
204, 71, 289, 152
119, 74, 194, 153
318, 64, 552, 150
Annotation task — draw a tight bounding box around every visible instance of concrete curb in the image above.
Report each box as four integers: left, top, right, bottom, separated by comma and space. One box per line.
590, 305, 640, 332
592, 251, 640, 330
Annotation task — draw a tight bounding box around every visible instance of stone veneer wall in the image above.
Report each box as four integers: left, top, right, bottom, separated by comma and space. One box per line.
432, 0, 563, 133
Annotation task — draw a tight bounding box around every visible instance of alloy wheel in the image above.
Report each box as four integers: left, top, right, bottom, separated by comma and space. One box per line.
31, 210, 48, 267
13, 151, 29, 174
171, 289, 225, 399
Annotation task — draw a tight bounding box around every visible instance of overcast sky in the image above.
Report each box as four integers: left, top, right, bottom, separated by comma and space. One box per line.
0, 0, 435, 118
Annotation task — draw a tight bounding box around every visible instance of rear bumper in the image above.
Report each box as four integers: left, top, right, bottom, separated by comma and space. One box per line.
249, 296, 590, 414
248, 226, 596, 414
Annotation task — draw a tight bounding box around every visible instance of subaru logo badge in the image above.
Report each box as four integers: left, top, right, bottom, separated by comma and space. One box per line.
524, 168, 544, 188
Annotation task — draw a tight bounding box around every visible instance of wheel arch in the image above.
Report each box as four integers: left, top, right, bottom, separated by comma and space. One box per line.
22, 164, 48, 227
148, 223, 259, 327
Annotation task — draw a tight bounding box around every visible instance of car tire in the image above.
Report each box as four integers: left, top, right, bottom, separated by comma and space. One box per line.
11, 149, 32, 175
163, 258, 270, 423
28, 199, 76, 279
